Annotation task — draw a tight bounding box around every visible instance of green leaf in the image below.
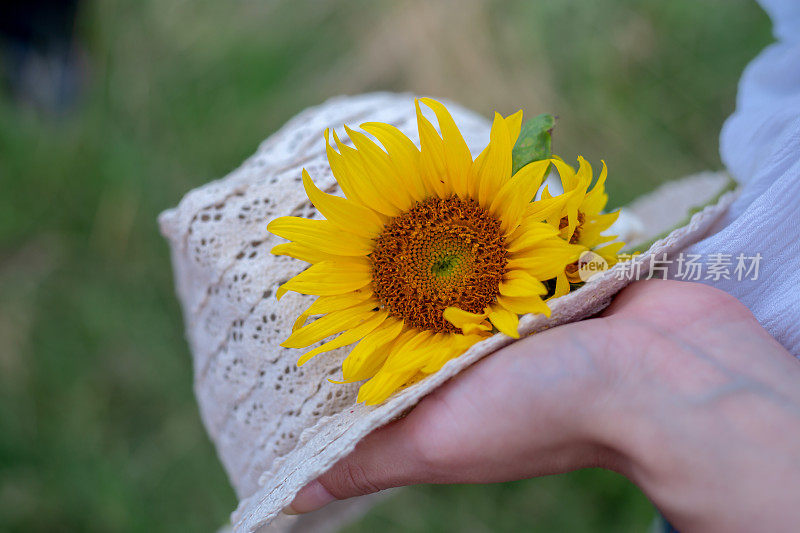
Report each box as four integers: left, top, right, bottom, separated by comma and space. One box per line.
511, 113, 555, 175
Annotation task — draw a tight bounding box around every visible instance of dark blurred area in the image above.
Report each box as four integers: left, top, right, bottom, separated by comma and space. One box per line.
0, 1, 771, 531
0, 0, 84, 112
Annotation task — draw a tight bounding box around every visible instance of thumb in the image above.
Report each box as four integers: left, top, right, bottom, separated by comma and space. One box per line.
284, 416, 431, 514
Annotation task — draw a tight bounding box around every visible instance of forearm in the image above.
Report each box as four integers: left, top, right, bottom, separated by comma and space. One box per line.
592, 286, 800, 532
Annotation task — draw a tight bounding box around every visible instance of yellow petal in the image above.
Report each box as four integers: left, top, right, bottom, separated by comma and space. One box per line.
487, 307, 520, 338
595, 241, 625, 265
443, 306, 491, 335
552, 272, 570, 299
404, 333, 462, 373
592, 211, 621, 232
489, 159, 550, 233
270, 242, 337, 264
504, 110, 524, 146
415, 99, 449, 197
301, 170, 384, 238
360, 122, 427, 201
541, 186, 570, 230
506, 221, 559, 253
332, 129, 402, 217
576, 215, 619, 248
268, 217, 372, 256
549, 157, 590, 241
382, 329, 437, 373
302, 289, 374, 316
420, 98, 472, 199
507, 239, 583, 280
386, 334, 444, 374
297, 309, 388, 366
550, 157, 578, 192
474, 112, 512, 208
576, 156, 594, 184
341, 318, 405, 381
357, 367, 418, 405
524, 193, 571, 225
499, 272, 547, 297
496, 294, 551, 317
276, 259, 371, 299
282, 300, 378, 349
292, 289, 374, 332
421, 333, 486, 373
582, 160, 609, 213
344, 125, 414, 212
325, 129, 368, 206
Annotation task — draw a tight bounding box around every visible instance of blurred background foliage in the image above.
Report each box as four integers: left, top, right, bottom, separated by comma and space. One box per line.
0, 0, 771, 531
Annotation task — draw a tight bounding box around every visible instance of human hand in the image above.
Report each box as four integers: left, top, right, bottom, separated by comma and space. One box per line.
286, 280, 800, 532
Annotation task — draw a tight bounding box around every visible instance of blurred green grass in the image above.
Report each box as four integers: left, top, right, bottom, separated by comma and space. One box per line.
0, 0, 770, 531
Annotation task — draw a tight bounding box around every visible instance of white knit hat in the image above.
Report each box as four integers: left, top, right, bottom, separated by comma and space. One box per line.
158, 92, 736, 532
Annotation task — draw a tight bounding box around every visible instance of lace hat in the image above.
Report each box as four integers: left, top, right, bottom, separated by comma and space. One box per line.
159, 92, 735, 532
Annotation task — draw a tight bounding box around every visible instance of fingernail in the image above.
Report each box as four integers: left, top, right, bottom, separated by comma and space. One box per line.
282, 480, 336, 515
281, 505, 299, 516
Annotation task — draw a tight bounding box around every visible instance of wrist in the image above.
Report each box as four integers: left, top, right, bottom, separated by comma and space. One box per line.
580, 297, 800, 531
528, 317, 640, 475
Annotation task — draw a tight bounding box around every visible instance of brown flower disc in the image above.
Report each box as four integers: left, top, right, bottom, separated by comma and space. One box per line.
370, 196, 508, 333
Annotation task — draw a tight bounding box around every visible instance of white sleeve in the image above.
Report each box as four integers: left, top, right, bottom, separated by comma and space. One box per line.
674, 0, 800, 356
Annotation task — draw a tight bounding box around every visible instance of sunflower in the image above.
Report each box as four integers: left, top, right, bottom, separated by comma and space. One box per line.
543, 156, 624, 296
268, 98, 583, 404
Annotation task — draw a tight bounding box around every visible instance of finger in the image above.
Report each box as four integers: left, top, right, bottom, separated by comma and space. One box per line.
284, 415, 430, 514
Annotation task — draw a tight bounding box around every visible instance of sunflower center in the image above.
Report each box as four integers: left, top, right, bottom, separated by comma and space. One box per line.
370, 196, 507, 333
431, 254, 460, 277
